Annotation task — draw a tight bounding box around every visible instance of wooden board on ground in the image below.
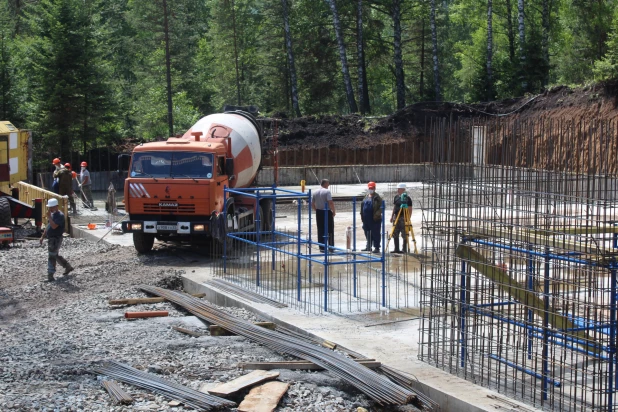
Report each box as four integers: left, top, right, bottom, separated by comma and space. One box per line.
239, 359, 380, 371
210, 322, 276, 336
108, 293, 205, 305
238, 381, 290, 412
209, 370, 280, 397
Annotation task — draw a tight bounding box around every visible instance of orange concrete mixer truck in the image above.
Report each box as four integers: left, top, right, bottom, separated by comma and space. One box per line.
121, 108, 273, 253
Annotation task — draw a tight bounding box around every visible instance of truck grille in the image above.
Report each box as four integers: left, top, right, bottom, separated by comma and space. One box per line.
143, 203, 196, 214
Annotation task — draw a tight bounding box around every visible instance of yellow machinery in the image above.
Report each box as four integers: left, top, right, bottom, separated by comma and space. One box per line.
0, 122, 41, 230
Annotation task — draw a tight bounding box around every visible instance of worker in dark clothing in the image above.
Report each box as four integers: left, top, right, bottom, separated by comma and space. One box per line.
54, 163, 76, 215
360, 181, 383, 253
40, 198, 73, 281
390, 183, 413, 253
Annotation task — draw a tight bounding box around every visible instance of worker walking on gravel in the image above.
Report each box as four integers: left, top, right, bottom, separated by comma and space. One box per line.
390, 183, 413, 253
54, 162, 76, 215
40, 198, 73, 282
79, 162, 97, 210
312, 178, 336, 252
360, 181, 383, 253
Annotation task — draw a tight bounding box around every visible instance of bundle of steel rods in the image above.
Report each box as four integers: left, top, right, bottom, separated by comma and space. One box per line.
140, 285, 416, 405
207, 279, 288, 308
378, 365, 438, 410
95, 361, 236, 411
101, 380, 133, 405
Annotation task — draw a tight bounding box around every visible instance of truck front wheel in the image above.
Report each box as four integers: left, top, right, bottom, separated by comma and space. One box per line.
133, 232, 155, 254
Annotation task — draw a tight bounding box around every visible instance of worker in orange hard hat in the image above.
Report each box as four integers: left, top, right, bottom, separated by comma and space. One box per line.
360, 181, 383, 253
79, 161, 96, 210
51, 158, 63, 194
53, 160, 76, 215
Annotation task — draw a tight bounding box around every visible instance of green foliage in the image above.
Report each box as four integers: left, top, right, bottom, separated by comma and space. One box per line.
0, 0, 618, 167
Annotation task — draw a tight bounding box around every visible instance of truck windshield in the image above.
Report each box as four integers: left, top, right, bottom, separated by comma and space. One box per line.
130, 152, 214, 179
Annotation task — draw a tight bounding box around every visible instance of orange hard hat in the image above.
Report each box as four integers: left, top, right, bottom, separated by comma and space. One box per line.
368, 181, 376, 189
81, 161, 87, 167
52, 158, 61, 165
64, 163, 71, 169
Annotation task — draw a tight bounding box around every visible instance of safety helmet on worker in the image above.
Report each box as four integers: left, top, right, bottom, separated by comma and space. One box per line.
367, 181, 376, 189
47, 198, 59, 207
397, 183, 406, 189
81, 161, 87, 167
52, 158, 61, 165
64, 163, 71, 169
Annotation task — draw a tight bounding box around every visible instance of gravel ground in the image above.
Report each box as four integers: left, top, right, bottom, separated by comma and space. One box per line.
0, 237, 420, 411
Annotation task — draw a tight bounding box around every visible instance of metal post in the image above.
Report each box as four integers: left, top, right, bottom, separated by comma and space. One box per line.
223, 187, 228, 274
542, 247, 550, 401
297, 196, 302, 301
308, 189, 312, 283
256, 191, 261, 287
527, 245, 534, 359
353, 197, 357, 297
609, 264, 617, 412
324, 202, 329, 312
460, 238, 467, 368
271, 188, 276, 270
381, 201, 386, 308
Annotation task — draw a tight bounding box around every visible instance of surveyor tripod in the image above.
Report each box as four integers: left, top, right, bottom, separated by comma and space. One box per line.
387, 203, 418, 254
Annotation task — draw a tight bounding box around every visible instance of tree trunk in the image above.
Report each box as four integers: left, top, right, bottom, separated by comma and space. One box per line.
486, 0, 493, 100
281, 0, 301, 117
430, 0, 441, 100
231, 0, 241, 105
393, 0, 405, 110
162, 0, 173, 137
420, 19, 425, 100
357, 0, 370, 114
326, 0, 358, 113
518, 0, 526, 90
541, 0, 549, 86
505, 0, 515, 63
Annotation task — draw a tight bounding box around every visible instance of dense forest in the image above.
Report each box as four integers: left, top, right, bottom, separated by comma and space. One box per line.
1, 0, 618, 166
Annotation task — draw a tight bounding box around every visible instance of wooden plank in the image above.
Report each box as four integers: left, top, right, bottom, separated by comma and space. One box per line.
108, 293, 205, 305
208, 370, 280, 397
210, 322, 276, 336
171, 326, 206, 337
239, 359, 380, 371
456, 244, 601, 353
238, 381, 289, 412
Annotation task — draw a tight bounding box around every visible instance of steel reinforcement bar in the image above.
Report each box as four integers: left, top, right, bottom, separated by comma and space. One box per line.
140, 285, 416, 405
95, 361, 236, 411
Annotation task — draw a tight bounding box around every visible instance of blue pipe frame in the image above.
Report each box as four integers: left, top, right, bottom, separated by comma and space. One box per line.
222, 186, 387, 312
458, 234, 618, 410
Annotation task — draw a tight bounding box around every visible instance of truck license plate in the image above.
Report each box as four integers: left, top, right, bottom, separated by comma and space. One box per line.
156, 225, 177, 231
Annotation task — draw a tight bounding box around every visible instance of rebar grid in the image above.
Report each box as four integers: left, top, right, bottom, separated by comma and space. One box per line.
420, 117, 618, 412
213, 186, 423, 315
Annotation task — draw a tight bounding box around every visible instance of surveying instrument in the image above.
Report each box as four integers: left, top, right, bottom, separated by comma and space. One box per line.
387, 191, 418, 254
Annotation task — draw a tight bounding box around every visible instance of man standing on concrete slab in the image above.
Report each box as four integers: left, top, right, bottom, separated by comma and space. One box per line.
55, 163, 76, 215
79, 161, 97, 210
312, 179, 336, 252
40, 198, 73, 282
361, 181, 382, 253
390, 183, 412, 253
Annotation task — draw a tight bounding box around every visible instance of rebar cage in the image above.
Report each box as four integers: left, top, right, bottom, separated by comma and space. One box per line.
214, 186, 424, 316
420, 117, 618, 411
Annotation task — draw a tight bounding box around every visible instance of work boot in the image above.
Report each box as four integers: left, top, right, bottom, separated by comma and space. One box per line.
63, 265, 74, 276
391, 238, 401, 253
361, 244, 371, 252
373, 248, 380, 253
46, 273, 55, 282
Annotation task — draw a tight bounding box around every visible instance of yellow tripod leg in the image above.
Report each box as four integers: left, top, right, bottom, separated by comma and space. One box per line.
386, 208, 403, 249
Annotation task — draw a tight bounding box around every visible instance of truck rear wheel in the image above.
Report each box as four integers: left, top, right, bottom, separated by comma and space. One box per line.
0, 197, 11, 227
133, 232, 154, 254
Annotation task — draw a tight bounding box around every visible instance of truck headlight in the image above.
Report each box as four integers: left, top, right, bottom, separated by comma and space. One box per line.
130, 223, 142, 231
193, 224, 205, 231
